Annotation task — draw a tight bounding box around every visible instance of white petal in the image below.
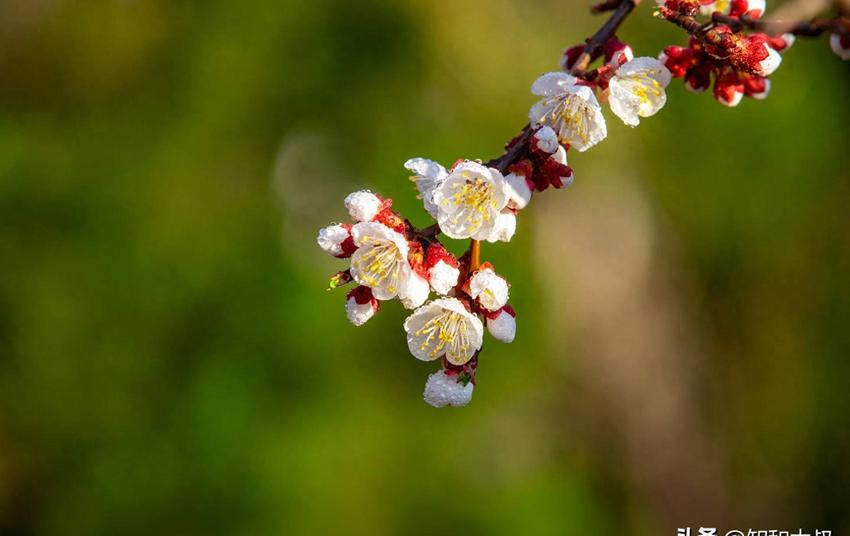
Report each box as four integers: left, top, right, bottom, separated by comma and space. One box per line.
755, 45, 782, 76
404, 157, 446, 180
608, 88, 641, 127
346, 296, 377, 326
485, 210, 516, 243
487, 310, 516, 343
746, 0, 765, 14
351, 222, 409, 255
405, 158, 447, 217
531, 72, 579, 97
429, 260, 460, 295
616, 57, 672, 87
504, 172, 532, 210
400, 271, 430, 309
316, 224, 350, 257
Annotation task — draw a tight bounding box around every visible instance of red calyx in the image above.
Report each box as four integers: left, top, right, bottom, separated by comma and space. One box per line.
713, 69, 744, 104
425, 242, 458, 270
661, 46, 695, 78
602, 37, 631, 65
741, 73, 768, 97
541, 158, 573, 190
347, 285, 376, 305
561, 45, 586, 71
407, 241, 429, 278
374, 208, 409, 234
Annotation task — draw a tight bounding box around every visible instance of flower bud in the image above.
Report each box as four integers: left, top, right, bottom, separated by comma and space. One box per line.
713, 71, 744, 107
830, 33, 850, 61
317, 223, 356, 258
603, 38, 634, 67
423, 370, 474, 408
684, 64, 711, 93
742, 34, 781, 76
345, 286, 379, 326
543, 146, 574, 189
532, 126, 560, 154
344, 190, 383, 222
486, 305, 516, 343
659, 46, 694, 78
768, 33, 795, 53
425, 243, 460, 296
742, 74, 770, 100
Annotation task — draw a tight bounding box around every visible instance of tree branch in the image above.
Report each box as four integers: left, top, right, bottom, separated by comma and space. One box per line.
572, 0, 642, 73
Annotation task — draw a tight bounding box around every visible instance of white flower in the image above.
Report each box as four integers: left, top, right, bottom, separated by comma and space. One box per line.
504, 171, 532, 210
404, 297, 484, 365
404, 158, 447, 218
428, 261, 459, 296
423, 370, 474, 408
432, 161, 508, 240
830, 33, 850, 61
486, 306, 516, 343
468, 266, 509, 312
607, 57, 671, 127
400, 271, 430, 309
349, 222, 411, 300
316, 223, 353, 258
529, 72, 607, 152
345, 286, 379, 326
485, 210, 516, 243
344, 190, 382, 222
532, 126, 560, 154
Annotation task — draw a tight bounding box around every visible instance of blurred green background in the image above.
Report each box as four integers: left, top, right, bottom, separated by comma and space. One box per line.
1, 0, 848, 534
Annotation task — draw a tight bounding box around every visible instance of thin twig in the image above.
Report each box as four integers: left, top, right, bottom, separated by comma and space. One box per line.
572, 0, 641, 74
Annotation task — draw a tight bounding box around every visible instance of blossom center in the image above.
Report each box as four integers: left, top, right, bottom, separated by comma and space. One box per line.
352, 238, 404, 294
446, 173, 498, 234
414, 309, 472, 360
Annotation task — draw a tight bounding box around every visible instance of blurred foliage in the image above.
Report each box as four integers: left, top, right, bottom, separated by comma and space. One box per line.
0, 0, 848, 534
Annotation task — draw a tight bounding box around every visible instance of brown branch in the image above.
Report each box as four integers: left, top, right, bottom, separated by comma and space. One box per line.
711, 11, 850, 37
475, 0, 642, 269
573, 0, 641, 73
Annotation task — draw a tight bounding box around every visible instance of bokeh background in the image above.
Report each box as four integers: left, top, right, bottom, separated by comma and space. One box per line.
1, 0, 849, 534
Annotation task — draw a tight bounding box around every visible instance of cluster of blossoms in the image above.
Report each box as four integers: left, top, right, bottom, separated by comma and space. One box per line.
318, 185, 517, 407
317, 39, 674, 408
316, 0, 848, 408
657, 0, 850, 107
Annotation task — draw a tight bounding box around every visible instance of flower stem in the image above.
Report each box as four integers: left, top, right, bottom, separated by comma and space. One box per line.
470, 239, 481, 271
